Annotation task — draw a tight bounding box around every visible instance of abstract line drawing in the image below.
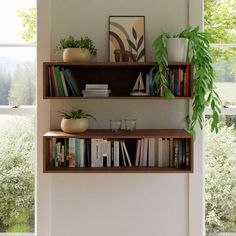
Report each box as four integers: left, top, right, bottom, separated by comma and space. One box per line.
109, 16, 145, 62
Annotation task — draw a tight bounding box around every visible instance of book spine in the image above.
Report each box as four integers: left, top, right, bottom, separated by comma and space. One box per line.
122, 141, 132, 167
54, 66, 65, 96
135, 139, 141, 166
75, 138, 80, 167
113, 141, 120, 167
64, 69, 80, 96
50, 66, 58, 96
64, 138, 68, 167
68, 138, 76, 167
80, 139, 85, 167
60, 70, 69, 96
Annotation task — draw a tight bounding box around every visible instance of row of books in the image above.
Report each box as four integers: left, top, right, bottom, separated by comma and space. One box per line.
48, 137, 191, 169
149, 65, 190, 97
48, 138, 131, 168
48, 66, 80, 96
82, 84, 111, 97
139, 138, 191, 168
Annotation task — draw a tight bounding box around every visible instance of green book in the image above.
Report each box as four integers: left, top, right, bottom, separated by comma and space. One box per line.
64, 69, 80, 96
54, 66, 65, 96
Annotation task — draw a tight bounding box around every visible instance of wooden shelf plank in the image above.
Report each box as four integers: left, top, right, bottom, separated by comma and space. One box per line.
43, 96, 193, 99
43, 129, 192, 138
44, 166, 193, 173
43, 61, 193, 67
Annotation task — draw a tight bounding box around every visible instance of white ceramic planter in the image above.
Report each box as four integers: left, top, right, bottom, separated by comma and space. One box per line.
62, 48, 91, 62
166, 38, 188, 62
61, 118, 89, 133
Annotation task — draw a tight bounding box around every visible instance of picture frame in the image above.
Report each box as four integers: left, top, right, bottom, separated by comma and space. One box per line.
109, 16, 145, 62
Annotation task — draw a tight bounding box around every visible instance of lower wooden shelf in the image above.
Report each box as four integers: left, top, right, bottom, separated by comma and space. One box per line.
44, 167, 192, 173
43, 129, 193, 173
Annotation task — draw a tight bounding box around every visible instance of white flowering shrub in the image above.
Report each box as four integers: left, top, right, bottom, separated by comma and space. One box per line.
205, 120, 236, 233
0, 115, 34, 232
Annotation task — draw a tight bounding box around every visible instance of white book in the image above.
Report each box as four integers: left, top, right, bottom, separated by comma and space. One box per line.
102, 139, 109, 167
139, 139, 144, 166
113, 141, 119, 167
157, 138, 163, 167
148, 138, 156, 167
91, 139, 101, 167
80, 139, 85, 167
120, 142, 126, 167
107, 140, 111, 167
135, 139, 141, 166
122, 141, 132, 167
162, 138, 170, 167
142, 138, 148, 167
60, 71, 69, 96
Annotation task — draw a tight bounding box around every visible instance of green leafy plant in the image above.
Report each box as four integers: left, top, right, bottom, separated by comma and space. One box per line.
59, 109, 96, 120
152, 26, 221, 137
55, 36, 97, 56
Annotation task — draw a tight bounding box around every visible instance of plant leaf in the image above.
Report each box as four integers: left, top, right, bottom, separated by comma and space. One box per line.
127, 39, 137, 51
137, 48, 145, 61
132, 27, 137, 40
137, 36, 144, 50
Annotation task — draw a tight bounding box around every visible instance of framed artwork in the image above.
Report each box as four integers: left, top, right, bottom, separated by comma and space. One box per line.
109, 16, 145, 62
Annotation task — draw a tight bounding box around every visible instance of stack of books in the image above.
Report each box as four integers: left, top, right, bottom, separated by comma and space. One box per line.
82, 84, 111, 97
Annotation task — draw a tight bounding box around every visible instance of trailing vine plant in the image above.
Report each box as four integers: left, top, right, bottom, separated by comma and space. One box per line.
153, 27, 221, 138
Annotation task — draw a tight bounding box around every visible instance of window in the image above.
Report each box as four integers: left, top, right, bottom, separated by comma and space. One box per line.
204, 0, 236, 235
0, 0, 36, 233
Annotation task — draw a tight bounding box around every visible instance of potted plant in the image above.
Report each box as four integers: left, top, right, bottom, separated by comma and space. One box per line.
152, 26, 221, 137
55, 36, 97, 62
59, 109, 96, 133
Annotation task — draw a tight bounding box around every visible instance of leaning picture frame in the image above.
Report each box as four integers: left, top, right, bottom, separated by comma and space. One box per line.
109, 16, 145, 62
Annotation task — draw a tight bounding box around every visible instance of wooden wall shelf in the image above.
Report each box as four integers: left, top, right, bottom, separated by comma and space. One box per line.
43, 61, 193, 99
43, 129, 193, 173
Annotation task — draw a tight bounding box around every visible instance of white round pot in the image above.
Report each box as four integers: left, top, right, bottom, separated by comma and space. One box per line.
62, 48, 92, 62
61, 118, 89, 133
166, 38, 188, 62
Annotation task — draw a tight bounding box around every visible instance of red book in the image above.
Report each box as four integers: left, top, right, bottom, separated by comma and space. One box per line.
49, 66, 58, 96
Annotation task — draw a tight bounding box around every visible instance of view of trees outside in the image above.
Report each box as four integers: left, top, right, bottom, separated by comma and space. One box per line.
0, 0, 36, 233
205, 119, 236, 233
0, 116, 35, 232
204, 0, 236, 234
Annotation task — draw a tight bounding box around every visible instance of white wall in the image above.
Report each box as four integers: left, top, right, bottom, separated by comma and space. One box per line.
37, 0, 203, 236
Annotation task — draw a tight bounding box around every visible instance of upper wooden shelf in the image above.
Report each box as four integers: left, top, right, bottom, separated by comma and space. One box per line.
44, 129, 192, 139
43, 61, 193, 99
43, 61, 192, 67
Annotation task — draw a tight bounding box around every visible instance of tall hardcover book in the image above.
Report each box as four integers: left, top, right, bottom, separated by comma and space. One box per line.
68, 138, 76, 167
135, 139, 141, 166
122, 141, 132, 167
64, 69, 80, 96
142, 138, 148, 167
54, 66, 65, 96
148, 138, 156, 167
113, 141, 120, 167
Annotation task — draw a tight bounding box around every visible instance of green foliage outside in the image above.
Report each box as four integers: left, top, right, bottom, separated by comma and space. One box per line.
204, 0, 236, 93
17, 7, 36, 43
0, 115, 35, 232
205, 120, 236, 233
